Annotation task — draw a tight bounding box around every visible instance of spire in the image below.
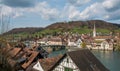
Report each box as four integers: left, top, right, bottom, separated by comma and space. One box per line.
93, 22, 96, 37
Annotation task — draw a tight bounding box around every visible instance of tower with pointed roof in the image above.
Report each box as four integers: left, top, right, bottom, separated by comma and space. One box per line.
93, 23, 96, 37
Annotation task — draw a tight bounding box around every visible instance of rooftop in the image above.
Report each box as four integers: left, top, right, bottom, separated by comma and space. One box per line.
67, 49, 109, 71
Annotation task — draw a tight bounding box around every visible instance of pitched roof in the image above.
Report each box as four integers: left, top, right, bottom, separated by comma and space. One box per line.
39, 55, 62, 71
94, 36, 112, 39
48, 37, 62, 42
9, 48, 22, 57
67, 49, 109, 71
26, 55, 62, 71
22, 51, 39, 69
26, 62, 38, 71
50, 49, 109, 71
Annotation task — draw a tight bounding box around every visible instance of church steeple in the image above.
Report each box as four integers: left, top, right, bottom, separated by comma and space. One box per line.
93, 22, 96, 37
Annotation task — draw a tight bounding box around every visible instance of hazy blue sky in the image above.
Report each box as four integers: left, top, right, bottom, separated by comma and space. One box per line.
0, 0, 120, 29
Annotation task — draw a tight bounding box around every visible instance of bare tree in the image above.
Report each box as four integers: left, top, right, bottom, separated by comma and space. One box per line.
0, 4, 13, 71
0, 5, 10, 34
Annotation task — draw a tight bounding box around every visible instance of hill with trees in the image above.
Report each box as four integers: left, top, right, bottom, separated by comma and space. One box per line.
3, 20, 120, 36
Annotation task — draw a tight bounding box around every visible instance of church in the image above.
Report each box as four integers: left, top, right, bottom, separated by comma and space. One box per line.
91, 23, 114, 50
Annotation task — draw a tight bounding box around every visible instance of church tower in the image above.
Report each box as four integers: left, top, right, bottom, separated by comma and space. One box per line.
93, 23, 96, 37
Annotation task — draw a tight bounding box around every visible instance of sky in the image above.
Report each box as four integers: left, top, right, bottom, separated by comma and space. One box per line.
0, 0, 120, 29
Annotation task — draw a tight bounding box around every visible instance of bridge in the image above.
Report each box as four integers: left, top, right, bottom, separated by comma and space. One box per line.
40, 45, 66, 53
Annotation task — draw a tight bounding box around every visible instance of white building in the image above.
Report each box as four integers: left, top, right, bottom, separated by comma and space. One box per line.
100, 40, 113, 50
27, 49, 109, 71
52, 49, 109, 71
68, 38, 83, 48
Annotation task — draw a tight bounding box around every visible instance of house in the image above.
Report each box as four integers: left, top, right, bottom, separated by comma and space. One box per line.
50, 49, 109, 71
68, 37, 82, 48
100, 39, 113, 50
68, 38, 77, 47
26, 55, 62, 71
24, 40, 37, 48
82, 37, 94, 49
10, 47, 46, 70
47, 37, 63, 45
37, 38, 48, 46
91, 39, 113, 50
26, 49, 109, 71
1, 42, 50, 71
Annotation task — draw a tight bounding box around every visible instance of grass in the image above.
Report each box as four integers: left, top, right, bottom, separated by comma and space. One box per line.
70, 27, 92, 34
3, 27, 120, 40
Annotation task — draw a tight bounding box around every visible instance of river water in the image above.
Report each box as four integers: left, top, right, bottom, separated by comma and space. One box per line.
92, 50, 120, 71
49, 50, 120, 71
48, 49, 66, 57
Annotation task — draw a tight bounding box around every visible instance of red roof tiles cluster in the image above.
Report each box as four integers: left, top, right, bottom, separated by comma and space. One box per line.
39, 55, 62, 71
22, 51, 39, 69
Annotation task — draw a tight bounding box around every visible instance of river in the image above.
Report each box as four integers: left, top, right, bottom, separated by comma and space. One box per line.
92, 50, 120, 71
49, 50, 120, 71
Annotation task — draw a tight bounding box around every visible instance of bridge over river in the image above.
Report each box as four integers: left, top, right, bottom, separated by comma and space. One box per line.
40, 45, 66, 53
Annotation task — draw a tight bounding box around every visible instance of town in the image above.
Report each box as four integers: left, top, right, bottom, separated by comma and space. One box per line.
1, 0, 120, 71
0, 23, 120, 71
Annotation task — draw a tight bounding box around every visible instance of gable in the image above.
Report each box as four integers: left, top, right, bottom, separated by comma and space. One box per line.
62, 56, 78, 69
52, 55, 79, 71
77, 39, 82, 43
51, 49, 109, 71
33, 61, 44, 71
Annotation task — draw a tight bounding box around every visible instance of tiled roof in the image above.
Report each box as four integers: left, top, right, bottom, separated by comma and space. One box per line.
94, 36, 112, 39
26, 62, 38, 71
50, 49, 109, 71
22, 51, 39, 69
48, 37, 62, 42
39, 55, 62, 71
26, 55, 62, 71
9, 48, 22, 57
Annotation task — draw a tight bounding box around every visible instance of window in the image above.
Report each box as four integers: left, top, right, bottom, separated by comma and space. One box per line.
64, 67, 73, 71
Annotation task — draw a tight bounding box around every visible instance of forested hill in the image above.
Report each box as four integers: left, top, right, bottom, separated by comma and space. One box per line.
46, 20, 119, 30
3, 20, 120, 35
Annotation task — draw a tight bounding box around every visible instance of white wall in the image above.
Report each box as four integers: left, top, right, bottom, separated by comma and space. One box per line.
53, 56, 80, 71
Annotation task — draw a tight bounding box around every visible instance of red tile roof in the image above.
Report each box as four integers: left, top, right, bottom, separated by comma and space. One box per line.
39, 55, 62, 71
22, 51, 39, 69
94, 36, 112, 39
9, 48, 22, 57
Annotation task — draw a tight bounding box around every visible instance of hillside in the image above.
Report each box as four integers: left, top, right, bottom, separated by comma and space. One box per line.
46, 20, 118, 30
3, 20, 120, 35
3, 27, 43, 35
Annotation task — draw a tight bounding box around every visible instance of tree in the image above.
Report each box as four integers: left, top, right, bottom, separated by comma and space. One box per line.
81, 42, 86, 48
0, 5, 13, 70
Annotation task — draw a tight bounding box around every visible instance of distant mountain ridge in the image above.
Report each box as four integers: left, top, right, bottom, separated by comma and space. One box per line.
3, 20, 120, 35
3, 27, 43, 35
